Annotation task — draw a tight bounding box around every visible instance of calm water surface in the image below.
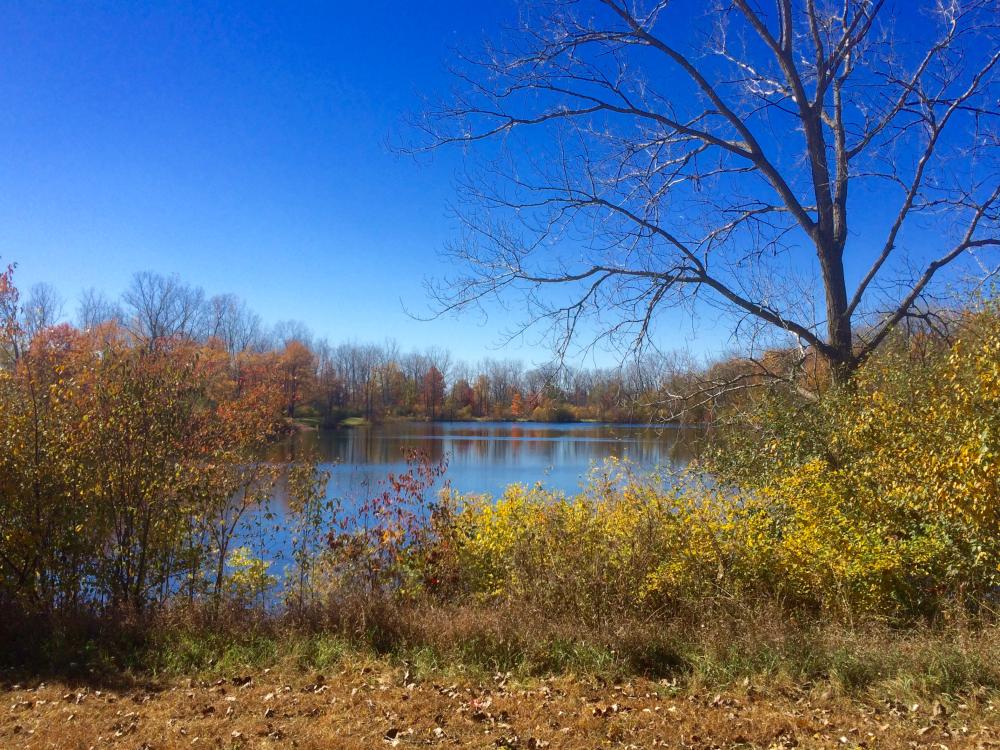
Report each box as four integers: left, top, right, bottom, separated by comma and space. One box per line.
250, 421, 699, 573
276, 421, 697, 500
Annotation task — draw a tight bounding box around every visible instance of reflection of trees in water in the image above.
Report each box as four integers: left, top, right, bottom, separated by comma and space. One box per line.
254, 423, 703, 568
278, 422, 699, 475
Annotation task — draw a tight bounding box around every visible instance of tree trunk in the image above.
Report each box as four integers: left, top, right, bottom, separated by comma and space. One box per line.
818, 234, 855, 385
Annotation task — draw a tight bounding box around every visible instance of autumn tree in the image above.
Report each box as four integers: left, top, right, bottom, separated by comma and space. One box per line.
473, 374, 491, 417
186, 344, 285, 607
510, 391, 524, 418
0, 268, 289, 613
420, 0, 999, 385
0, 262, 19, 364
422, 365, 446, 420
276, 339, 316, 417
449, 377, 475, 416
314, 350, 348, 423
0, 322, 89, 608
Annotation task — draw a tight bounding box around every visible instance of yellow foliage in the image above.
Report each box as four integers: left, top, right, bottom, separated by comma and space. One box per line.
225, 546, 277, 603
430, 306, 1000, 621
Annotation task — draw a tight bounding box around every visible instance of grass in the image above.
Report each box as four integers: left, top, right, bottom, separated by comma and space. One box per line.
7, 603, 1000, 698
5, 605, 1000, 748
3, 649, 998, 749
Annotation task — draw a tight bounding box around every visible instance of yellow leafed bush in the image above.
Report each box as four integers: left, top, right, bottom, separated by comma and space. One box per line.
420, 304, 1000, 622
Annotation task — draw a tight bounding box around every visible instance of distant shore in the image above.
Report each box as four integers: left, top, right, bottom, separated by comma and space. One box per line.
291, 415, 703, 431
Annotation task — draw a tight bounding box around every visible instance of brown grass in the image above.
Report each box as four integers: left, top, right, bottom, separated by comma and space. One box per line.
5, 601, 1000, 748
3, 660, 999, 750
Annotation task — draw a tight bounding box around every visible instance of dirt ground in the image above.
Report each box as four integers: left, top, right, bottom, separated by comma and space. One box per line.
2, 664, 998, 749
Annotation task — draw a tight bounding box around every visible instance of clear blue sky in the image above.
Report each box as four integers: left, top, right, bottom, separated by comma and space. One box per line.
0, 1, 982, 366
0, 1, 561, 362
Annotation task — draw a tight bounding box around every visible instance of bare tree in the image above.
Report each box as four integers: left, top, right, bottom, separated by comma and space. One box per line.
481, 357, 525, 406
0, 281, 67, 361
21, 283, 64, 340
78, 287, 124, 330
418, 0, 999, 383
122, 271, 207, 343
271, 319, 313, 349
424, 346, 454, 382
207, 294, 266, 354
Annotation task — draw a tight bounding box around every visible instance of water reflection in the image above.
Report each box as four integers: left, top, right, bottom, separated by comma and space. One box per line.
246, 421, 699, 577
268, 421, 698, 505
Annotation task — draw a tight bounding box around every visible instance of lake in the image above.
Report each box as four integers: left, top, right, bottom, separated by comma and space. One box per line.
274, 420, 698, 500
250, 421, 699, 575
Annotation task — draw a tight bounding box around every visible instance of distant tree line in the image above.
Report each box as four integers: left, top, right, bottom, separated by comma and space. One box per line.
12, 268, 824, 425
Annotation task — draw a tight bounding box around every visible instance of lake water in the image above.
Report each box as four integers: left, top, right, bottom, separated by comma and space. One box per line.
250, 421, 699, 575
274, 421, 698, 500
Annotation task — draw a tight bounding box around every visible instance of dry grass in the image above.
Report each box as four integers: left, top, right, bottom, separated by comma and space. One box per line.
5, 603, 1000, 748
3, 660, 999, 750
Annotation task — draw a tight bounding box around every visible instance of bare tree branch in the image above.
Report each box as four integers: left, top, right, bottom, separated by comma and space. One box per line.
413, 0, 1000, 383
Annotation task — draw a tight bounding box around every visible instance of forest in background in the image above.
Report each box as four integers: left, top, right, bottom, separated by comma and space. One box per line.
11, 267, 819, 426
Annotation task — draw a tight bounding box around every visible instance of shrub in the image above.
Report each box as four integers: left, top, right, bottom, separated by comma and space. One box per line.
381, 303, 1000, 623
705, 301, 1000, 618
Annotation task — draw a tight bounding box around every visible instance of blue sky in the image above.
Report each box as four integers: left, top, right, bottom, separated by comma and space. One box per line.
0, 1, 989, 366
0, 1, 549, 361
